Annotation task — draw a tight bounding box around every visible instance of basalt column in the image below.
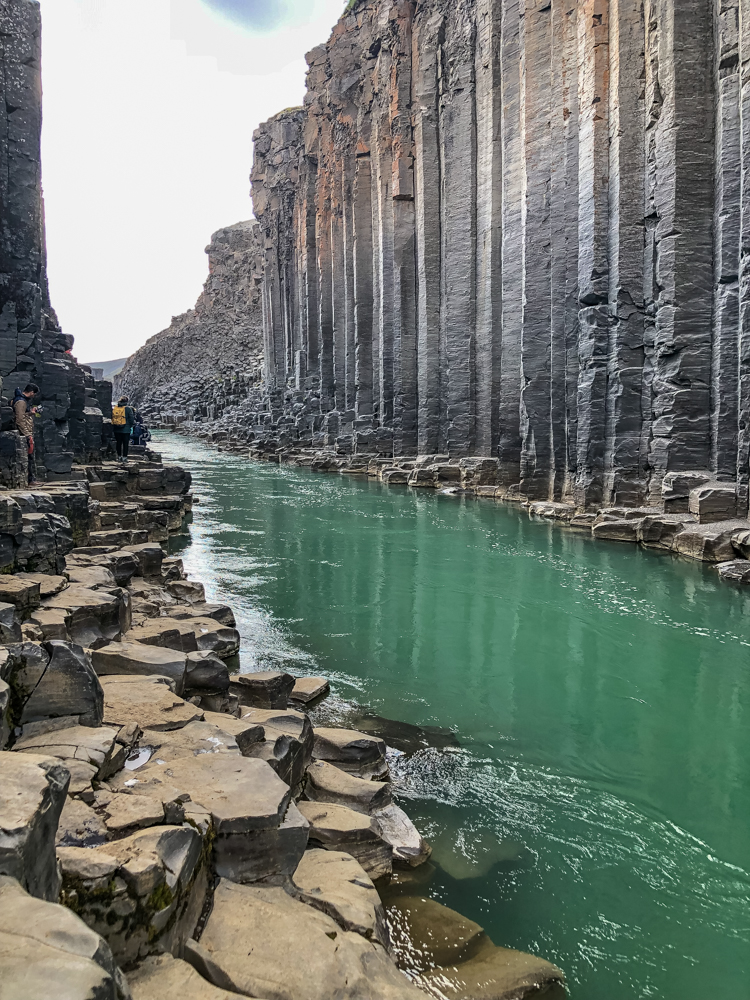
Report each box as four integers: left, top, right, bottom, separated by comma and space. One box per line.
252, 0, 750, 512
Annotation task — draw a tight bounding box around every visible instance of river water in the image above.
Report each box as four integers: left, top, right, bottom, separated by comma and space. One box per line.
155, 433, 750, 999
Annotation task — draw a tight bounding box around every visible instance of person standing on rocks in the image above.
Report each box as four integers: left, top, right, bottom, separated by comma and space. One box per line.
12, 382, 42, 485
112, 395, 136, 463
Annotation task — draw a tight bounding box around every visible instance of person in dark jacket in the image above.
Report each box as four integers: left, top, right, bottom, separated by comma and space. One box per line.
132, 412, 146, 447
12, 383, 41, 485
112, 395, 136, 462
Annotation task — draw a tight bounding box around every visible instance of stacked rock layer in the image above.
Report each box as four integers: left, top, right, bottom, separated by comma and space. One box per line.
250, 0, 750, 511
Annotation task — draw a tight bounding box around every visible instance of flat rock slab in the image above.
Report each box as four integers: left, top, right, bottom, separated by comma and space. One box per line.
419, 940, 565, 1000
312, 726, 389, 779
13, 722, 125, 779
189, 618, 241, 659
388, 894, 485, 971
297, 800, 392, 879
305, 759, 392, 814
293, 848, 388, 947
230, 670, 295, 709
716, 559, 750, 584
0, 751, 70, 901
101, 674, 203, 731
290, 676, 330, 704
126, 618, 199, 653
56, 797, 108, 847
137, 720, 242, 763
66, 565, 118, 590
203, 711, 265, 754
0, 577, 41, 614
129, 954, 249, 1000
0, 876, 130, 1000
92, 642, 188, 693
672, 520, 750, 562
185, 880, 424, 1000
16, 572, 68, 598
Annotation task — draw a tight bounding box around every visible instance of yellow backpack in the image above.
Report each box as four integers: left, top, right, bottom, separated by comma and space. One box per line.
112, 406, 127, 427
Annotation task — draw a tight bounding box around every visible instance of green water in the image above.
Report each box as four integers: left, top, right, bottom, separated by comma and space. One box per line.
156, 433, 750, 998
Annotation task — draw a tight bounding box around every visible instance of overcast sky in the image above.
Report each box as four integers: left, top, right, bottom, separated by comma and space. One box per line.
37, 0, 344, 364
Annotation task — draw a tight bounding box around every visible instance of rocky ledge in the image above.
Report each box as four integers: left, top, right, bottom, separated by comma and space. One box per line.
0, 449, 565, 999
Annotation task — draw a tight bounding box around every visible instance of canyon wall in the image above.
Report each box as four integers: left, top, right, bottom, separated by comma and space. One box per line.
251, 0, 750, 510
117, 220, 264, 422
0, 0, 111, 484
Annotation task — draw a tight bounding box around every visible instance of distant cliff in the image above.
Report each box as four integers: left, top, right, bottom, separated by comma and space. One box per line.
0, 0, 111, 483
117, 221, 264, 421
247, 0, 750, 511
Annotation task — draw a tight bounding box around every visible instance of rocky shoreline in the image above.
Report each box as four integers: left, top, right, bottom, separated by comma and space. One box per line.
0, 447, 565, 1000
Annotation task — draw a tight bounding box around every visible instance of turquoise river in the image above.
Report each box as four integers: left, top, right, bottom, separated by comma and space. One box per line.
155, 433, 750, 999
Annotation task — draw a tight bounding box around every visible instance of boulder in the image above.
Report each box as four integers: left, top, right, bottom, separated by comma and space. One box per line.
179, 602, 236, 626
114, 752, 306, 883
671, 520, 750, 562
16, 572, 68, 598
373, 803, 431, 867
27, 607, 71, 640
166, 579, 206, 604
297, 801, 392, 879
230, 670, 295, 709
0, 876, 131, 1000
125, 617, 199, 653
59, 824, 207, 967
0, 678, 10, 749
591, 519, 642, 542
41, 586, 130, 647
0, 751, 70, 901
715, 559, 750, 584
290, 676, 330, 705
92, 642, 188, 694
312, 727, 389, 779
305, 759, 392, 814
184, 880, 424, 1000
101, 794, 166, 836
188, 617, 241, 659
11, 640, 104, 728
185, 650, 230, 695
637, 514, 694, 549
101, 675, 204, 731
389, 895, 565, 1000
202, 711, 265, 754
688, 483, 737, 523
121, 543, 164, 578
293, 848, 389, 946
243, 706, 313, 789
662, 470, 713, 513
732, 527, 750, 558
56, 796, 108, 847
66, 565, 118, 590
129, 954, 247, 1000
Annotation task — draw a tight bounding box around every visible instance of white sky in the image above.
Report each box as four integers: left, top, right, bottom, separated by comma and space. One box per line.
37, 0, 345, 364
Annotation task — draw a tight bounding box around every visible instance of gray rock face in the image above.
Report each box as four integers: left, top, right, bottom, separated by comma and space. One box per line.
0, 0, 112, 485
0, 751, 70, 901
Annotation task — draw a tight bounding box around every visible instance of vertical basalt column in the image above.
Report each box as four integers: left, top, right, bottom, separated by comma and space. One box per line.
303, 162, 320, 375
374, 115, 395, 428
317, 155, 335, 409
391, 1, 417, 455
519, 0, 553, 498
353, 153, 374, 417
498, 0, 524, 486
738, 0, 750, 510
331, 160, 347, 412
574, 0, 611, 509
474, 0, 502, 458
342, 163, 357, 411
414, 8, 443, 455
549, 0, 579, 499
711, 0, 741, 479
440, 10, 477, 458
646, 0, 715, 488
604, 0, 648, 505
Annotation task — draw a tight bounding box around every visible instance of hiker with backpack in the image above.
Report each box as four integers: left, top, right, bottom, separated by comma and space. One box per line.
12, 382, 42, 485
112, 395, 136, 462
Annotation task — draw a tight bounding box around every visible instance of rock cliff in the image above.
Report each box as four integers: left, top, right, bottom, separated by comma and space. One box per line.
0, 0, 111, 485
246, 0, 750, 512
117, 221, 264, 421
